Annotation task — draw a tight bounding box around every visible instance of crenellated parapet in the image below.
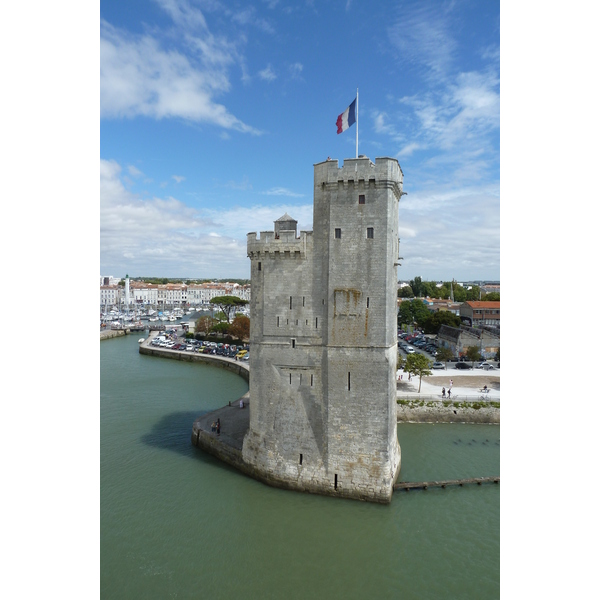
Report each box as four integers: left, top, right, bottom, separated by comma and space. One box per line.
314, 156, 404, 200
247, 229, 312, 259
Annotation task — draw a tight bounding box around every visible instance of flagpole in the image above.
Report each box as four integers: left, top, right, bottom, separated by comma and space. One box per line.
356, 88, 359, 158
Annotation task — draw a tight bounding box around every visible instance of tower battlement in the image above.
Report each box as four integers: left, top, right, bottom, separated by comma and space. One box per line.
314, 156, 404, 199
247, 230, 312, 259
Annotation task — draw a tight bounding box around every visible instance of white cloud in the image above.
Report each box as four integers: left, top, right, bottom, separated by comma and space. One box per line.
128, 165, 144, 177
172, 175, 185, 183
258, 64, 276, 82
100, 20, 261, 134
387, 2, 457, 81
263, 187, 304, 197
101, 159, 313, 278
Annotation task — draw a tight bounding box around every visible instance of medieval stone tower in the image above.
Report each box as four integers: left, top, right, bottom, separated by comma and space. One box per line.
243, 156, 403, 503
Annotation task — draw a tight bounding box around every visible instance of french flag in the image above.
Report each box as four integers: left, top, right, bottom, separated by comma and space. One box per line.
336, 98, 356, 134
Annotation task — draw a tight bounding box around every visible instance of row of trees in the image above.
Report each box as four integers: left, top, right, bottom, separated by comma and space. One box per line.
398, 276, 499, 302
195, 296, 250, 340
398, 299, 462, 333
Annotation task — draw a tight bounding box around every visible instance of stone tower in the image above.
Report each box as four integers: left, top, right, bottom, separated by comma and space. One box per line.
243, 156, 403, 503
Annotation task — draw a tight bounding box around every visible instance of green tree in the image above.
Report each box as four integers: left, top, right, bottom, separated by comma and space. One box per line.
483, 292, 500, 301
211, 321, 231, 336
397, 301, 414, 326
424, 311, 461, 334
453, 283, 467, 302
466, 286, 481, 301
409, 276, 423, 297
209, 296, 249, 323
420, 280, 436, 298
404, 353, 432, 393
436, 347, 454, 362
397, 353, 405, 371
410, 299, 431, 329
466, 345, 482, 363
398, 285, 414, 298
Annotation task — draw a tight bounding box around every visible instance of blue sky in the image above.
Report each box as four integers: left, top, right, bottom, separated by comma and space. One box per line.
100, 0, 499, 281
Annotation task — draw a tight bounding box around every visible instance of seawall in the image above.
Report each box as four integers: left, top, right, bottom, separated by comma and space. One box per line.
397, 403, 499, 424
100, 329, 129, 340
139, 340, 249, 381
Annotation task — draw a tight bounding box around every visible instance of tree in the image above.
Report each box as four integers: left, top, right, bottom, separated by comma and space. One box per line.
466, 345, 482, 363
452, 283, 467, 302
404, 353, 432, 393
425, 311, 461, 334
229, 315, 250, 341
209, 296, 249, 323
211, 321, 231, 336
483, 292, 500, 301
398, 285, 414, 298
466, 286, 481, 301
436, 347, 454, 362
397, 353, 405, 371
409, 276, 423, 297
195, 315, 216, 333
398, 301, 414, 326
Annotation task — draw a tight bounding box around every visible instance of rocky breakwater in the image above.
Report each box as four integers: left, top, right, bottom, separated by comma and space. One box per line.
397, 399, 499, 424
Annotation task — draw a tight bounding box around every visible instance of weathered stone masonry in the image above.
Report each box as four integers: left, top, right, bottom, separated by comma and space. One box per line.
243, 156, 404, 503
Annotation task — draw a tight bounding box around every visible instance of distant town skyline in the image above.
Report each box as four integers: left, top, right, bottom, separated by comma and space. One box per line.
101, 1, 499, 281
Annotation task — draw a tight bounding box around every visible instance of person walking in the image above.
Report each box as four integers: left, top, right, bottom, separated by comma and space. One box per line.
216, 418, 221, 436
448, 388, 451, 399
442, 387, 446, 398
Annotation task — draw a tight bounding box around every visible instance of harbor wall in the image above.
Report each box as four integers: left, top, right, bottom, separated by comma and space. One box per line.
139, 345, 249, 382
100, 329, 129, 340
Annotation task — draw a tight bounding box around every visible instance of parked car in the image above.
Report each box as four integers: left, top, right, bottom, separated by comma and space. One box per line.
477, 362, 496, 370
432, 362, 445, 370
455, 362, 472, 370
406, 347, 416, 354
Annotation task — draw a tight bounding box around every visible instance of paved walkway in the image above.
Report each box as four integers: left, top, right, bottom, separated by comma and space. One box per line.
193, 395, 250, 451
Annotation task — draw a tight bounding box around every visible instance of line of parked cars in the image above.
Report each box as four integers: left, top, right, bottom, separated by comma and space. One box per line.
150, 336, 249, 360
398, 331, 439, 357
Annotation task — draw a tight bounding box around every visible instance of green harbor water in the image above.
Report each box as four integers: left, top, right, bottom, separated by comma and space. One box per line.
101, 334, 499, 599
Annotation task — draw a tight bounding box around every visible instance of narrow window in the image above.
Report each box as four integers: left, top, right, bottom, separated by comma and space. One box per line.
300, 454, 303, 465
290, 373, 292, 384
290, 296, 293, 309
348, 372, 351, 391
315, 317, 318, 329
258, 262, 261, 271
310, 374, 314, 387
334, 474, 338, 490
367, 297, 370, 308
367, 227, 374, 239
359, 194, 365, 204
302, 296, 305, 307
305, 319, 308, 325
295, 319, 298, 326
292, 339, 296, 348
277, 316, 280, 327
335, 228, 342, 239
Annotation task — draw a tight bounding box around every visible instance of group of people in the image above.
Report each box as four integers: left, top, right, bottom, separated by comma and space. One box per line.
442, 380, 453, 399
211, 418, 221, 435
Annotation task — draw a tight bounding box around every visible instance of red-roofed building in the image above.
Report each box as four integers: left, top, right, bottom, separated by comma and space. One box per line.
460, 301, 500, 327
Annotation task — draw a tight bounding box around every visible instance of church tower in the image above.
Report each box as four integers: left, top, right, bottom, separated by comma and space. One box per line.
243, 156, 403, 503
